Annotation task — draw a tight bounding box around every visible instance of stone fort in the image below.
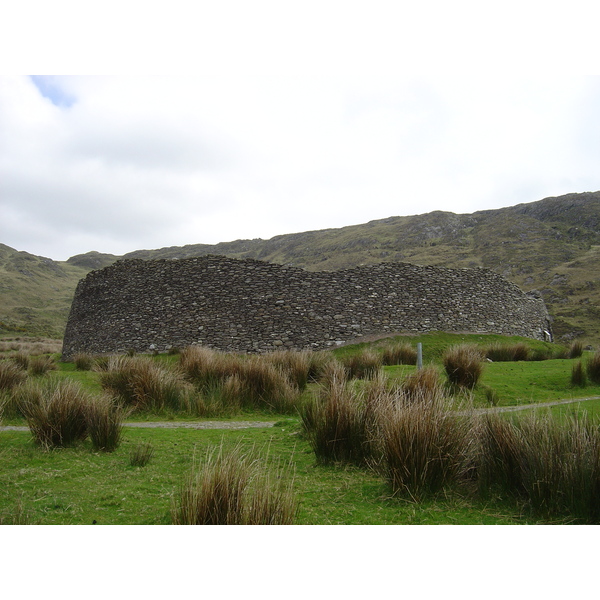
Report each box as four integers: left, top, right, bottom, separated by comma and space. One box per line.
61, 255, 552, 359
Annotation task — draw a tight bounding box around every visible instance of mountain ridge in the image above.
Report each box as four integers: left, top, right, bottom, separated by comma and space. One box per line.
1, 191, 599, 342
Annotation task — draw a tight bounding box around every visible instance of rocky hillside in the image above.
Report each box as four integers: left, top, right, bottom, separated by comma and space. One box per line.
1, 191, 599, 342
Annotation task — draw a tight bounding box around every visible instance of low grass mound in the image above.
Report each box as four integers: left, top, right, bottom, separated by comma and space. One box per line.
485, 342, 530, 362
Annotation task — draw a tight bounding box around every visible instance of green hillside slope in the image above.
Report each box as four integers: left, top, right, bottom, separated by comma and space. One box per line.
0, 244, 90, 338
1, 192, 599, 342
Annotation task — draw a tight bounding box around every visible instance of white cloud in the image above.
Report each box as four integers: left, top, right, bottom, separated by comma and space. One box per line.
1, 1, 599, 260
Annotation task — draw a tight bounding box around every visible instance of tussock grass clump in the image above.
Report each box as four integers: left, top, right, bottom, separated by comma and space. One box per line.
301, 374, 377, 465
16, 380, 89, 449
316, 359, 350, 388
84, 395, 128, 452
180, 347, 302, 414
586, 351, 600, 385
129, 442, 155, 467
234, 357, 301, 413
571, 361, 587, 387
400, 366, 442, 403
74, 353, 95, 371
518, 412, 600, 522
569, 341, 584, 359
171, 444, 297, 525
179, 346, 234, 392
0, 360, 28, 391
341, 348, 382, 380
11, 352, 30, 370
378, 395, 472, 502
443, 344, 484, 389
475, 413, 527, 498
0, 390, 21, 420
382, 342, 417, 366
263, 350, 311, 391
473, 411, 600, 522
307, 351, 338, 383
482, 385, 499, 406
99, 356, 193, 412
28, 355, 57, 376
92, 356, 111, 371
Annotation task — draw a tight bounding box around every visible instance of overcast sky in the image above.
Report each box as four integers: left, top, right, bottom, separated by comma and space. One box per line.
1, 1, 599, 262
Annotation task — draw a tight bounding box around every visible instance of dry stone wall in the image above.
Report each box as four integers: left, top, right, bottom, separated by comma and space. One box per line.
62, 255, 552, 359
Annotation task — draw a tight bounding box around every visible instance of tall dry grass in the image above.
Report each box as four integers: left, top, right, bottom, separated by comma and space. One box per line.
474, 413, 527, 498
571, 361, 587, 387
300, 373, 378, 466
0, 337, 62, 356
179, 347, 302, 414
485, 342, 530, 362
474, 411, 600, 522
378, 394, 472, 501
381, 342, 417, 366
11, 352, 30, 370
179, 346, 235, 392
569, 341, 584, 359
234, 357, 301, 413
83, 395, 128, 452
98, 356, 194, 412
28, 355, 57, 376
307, 351, 338, 383
263, 349, 311, 391
74, 353, 95, 371
586, 351, 600, 384
129, 442, 155, 467
341, 348, 382, 379
15, 380, 89, 449
171, 444, 297, 525
399, 366, 442, 403
517, 412, 600, 522
0, 360, 28, 391
443, 344, 484, 389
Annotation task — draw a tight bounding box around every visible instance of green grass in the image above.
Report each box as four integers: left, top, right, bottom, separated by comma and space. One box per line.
0, 422, 543, 525
472, 358, 600, 407
3, 332, 600, 524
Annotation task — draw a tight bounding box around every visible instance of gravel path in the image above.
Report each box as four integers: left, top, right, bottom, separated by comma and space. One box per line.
0, 420, 277, 432
462, 396, 600, 415
2, 397, 599, 432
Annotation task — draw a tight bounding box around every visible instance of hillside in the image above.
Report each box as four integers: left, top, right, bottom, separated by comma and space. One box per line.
1, 191, 599, 342
0, 244, 89, 338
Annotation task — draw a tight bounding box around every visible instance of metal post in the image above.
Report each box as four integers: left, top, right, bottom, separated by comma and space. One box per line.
417, 342, 423, 370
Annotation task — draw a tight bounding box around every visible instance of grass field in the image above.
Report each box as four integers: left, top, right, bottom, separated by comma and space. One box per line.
2, 332, 600, 526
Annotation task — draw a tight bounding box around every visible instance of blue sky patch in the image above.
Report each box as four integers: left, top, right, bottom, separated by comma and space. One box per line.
30, 76, 76, 108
